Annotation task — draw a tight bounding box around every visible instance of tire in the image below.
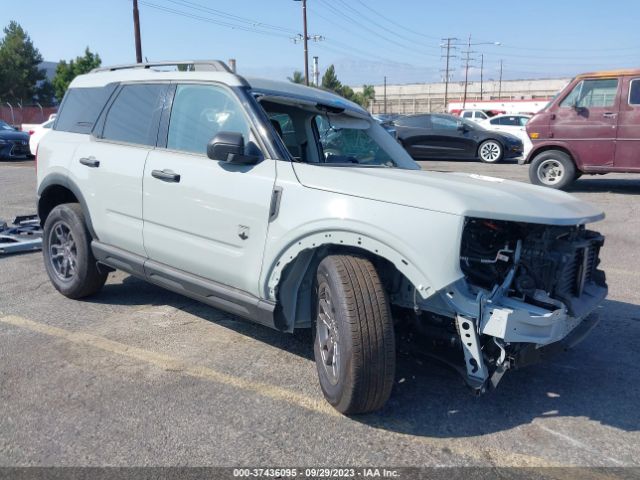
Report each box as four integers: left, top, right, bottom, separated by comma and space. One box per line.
313, 255, 395, 414
529, 150, 576, 190
478, 140, 504, 163
42, 203, 107, 299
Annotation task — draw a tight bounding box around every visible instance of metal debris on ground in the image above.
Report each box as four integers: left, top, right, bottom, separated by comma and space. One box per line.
0, 215, 42, 255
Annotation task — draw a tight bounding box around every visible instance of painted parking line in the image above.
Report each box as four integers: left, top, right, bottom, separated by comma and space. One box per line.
0, 314, 588, 468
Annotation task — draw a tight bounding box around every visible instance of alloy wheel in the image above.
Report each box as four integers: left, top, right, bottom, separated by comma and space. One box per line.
316, 284, 341, 385
48, 221, 78, 281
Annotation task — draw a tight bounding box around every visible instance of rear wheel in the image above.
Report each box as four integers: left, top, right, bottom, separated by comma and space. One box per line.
313, 255, 395, 414
43, 203, 107, 298
478, 140, 504, 163
529, 150, 576, 189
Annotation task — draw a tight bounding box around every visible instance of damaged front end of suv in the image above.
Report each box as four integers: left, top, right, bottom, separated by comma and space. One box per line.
395, 216, 607, 393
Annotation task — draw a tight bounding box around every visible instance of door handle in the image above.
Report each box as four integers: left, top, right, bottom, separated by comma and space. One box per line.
151, 169, 181, 183
603, 112, 618, 118
79, 156, 100, 168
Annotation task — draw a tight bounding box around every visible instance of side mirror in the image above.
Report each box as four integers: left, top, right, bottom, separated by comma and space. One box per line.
206, 131, 260, 165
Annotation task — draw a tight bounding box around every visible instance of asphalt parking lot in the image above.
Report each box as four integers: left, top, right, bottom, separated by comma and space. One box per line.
1, 158, 639, 468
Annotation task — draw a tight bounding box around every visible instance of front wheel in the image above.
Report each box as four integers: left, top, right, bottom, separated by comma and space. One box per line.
313, 255, 395, 414
529, 150, 576, 189
478, 140, 504, 163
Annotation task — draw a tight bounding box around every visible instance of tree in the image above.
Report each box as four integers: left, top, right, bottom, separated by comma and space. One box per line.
321, 65, 342, 92
320, 65, 375, 109
52, 47, 101, 101
0, 21, 45, 103
288, 71, 305, 84
352, 84, 376, 109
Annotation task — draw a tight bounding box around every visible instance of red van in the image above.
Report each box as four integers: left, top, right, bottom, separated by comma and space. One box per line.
522, 69, 640, 189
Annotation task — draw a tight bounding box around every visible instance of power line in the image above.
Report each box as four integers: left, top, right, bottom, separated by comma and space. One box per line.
161, 0, 298, 34
315, 0, 441, 58
353, 0, 443, 41
137, 1, 291, 38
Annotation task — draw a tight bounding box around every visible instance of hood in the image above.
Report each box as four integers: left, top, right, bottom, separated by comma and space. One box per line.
0, 130, 29, 141
293, 164, 604, 226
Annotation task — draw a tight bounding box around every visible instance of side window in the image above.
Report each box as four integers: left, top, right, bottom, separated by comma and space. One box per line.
167, 84, 251, 155
102, 84, 166, 146
489, 118, 501, 125
560, 79, 619, 108
54, 86, 115, 134
462, 111, 473, 118
475, 112, 488, 120
518, 117, 530, 126
431, 115, 459, 130
629, 79, 640, 106
396, 116, 426, 128
502, 117, 518, 126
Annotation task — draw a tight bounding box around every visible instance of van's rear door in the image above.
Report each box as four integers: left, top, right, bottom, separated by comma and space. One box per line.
614, 77, 640, 171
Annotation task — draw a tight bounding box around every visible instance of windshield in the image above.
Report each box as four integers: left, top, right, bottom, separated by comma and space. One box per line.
0, 121, 14, 131
314, 115, 416, 168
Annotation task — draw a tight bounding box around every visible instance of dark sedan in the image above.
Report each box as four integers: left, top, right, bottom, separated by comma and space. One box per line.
0, 121, 31, 160
395, 113, 523, 163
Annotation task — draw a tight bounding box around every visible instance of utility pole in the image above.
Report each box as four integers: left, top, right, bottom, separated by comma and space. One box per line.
132, 0, 142, 63
383, 76, 387, 114
498, 60, 503, 99
461, 34, 475, 109
440, 37, 457, 113
293, 0, 323, 86
301, 0, 309, 85
480, 54, 484, 100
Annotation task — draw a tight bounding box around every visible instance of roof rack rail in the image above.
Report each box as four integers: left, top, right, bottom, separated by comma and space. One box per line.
91, 60, 232, 73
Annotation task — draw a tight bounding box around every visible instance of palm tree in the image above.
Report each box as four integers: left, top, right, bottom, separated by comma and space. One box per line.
288, 71, 305, 84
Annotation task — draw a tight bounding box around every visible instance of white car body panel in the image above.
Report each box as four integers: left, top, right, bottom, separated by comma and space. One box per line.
69, 138, 149, 257
480, 115, 533, 156
143, 149, 276, 296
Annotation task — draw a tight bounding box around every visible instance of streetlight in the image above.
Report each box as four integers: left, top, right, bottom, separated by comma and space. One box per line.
461, 36, 501, 108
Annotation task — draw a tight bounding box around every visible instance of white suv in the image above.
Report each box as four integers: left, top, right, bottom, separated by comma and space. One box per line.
37, 61, 607, 414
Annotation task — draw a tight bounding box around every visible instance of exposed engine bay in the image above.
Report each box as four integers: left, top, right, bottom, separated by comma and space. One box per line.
460, 218, 606, 314
391, 216, 607, 394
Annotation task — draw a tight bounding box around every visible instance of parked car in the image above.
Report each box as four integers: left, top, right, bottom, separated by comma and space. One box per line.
24, 118, 55, 155
522, 68, 640, 189
0, 120, 31, 160
455, 109, 494, 122
37, 60, 607, 414
372, 114, 397, 138
396, 113, 523, 163
480, 114, 532, 156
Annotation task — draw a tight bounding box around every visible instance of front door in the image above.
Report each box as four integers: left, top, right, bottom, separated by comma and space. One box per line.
552, 77, 620, 169
429, 115, 477, 159
615, 77, 640, 170
142, 83, 276, 297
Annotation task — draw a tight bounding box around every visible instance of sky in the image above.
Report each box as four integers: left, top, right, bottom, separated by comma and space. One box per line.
2, 0, 639, 86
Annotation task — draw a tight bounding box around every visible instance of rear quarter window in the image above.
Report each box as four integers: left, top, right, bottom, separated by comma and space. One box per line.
54, 85, 116, 134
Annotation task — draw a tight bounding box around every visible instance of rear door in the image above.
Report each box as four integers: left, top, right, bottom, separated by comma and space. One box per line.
396, 115, 434, 158
70, 83, 168, 256
551, 77, 620, 168
142, 82, 276, 297
614, 77, 640, 170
